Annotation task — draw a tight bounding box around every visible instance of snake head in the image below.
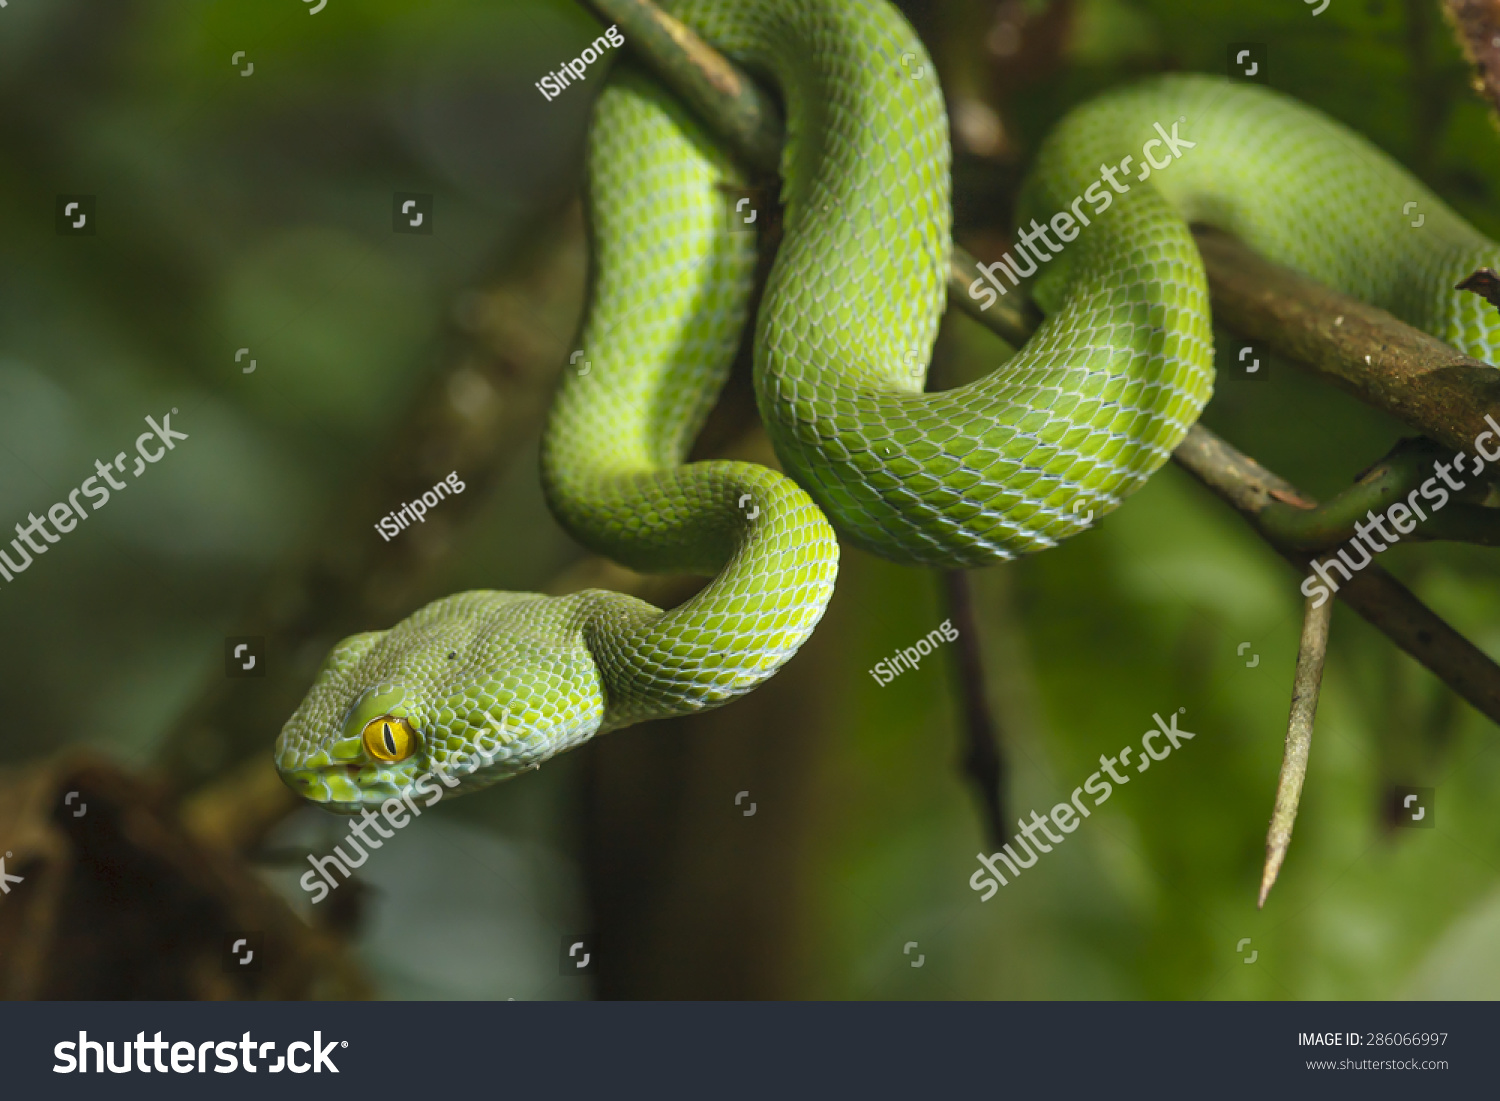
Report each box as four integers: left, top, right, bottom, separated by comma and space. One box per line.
274, 592, 605, 814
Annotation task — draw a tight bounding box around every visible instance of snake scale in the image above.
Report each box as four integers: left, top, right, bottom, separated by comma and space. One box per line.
275, 0, 1500, 811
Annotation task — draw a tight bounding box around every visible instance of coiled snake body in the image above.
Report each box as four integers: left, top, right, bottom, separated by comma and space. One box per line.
276, 0, 1500, 810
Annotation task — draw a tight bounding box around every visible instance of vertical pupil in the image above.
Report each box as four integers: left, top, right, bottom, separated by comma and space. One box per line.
383, 722, 398, 755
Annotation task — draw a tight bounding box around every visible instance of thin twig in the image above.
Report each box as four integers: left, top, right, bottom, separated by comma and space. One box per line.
942, 570, 1007, 849
1259, 586, 1335, 907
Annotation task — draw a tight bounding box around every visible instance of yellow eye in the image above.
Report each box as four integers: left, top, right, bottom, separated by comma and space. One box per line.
361, 714, 417, 762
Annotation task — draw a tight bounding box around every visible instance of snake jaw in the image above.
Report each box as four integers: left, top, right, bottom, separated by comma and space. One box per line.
277, 757, 413, 812
278, 765, 362, 810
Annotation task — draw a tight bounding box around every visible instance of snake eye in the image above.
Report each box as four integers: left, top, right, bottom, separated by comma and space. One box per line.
361, 714, 417, 762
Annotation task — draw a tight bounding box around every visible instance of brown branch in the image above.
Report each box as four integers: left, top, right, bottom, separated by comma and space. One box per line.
1193, 227, 1500, 456
947, 248, 1046, 352
580, 0, 782, 175
0, 752, 370, 998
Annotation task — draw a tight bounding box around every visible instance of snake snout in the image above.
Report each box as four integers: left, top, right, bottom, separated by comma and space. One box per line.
278, 756, 412, 813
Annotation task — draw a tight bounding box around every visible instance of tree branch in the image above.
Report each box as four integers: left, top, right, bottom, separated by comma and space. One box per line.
1192, 228, 1500, 456
584, 0, 782, 175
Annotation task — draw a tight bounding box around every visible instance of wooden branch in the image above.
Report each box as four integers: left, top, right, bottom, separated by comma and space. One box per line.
947, 249, 1047, 352
0, 752, 370, 998
1193, 228, 1500, 456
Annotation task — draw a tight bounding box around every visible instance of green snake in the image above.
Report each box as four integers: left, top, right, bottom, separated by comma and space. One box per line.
275, 0, 1500, 811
